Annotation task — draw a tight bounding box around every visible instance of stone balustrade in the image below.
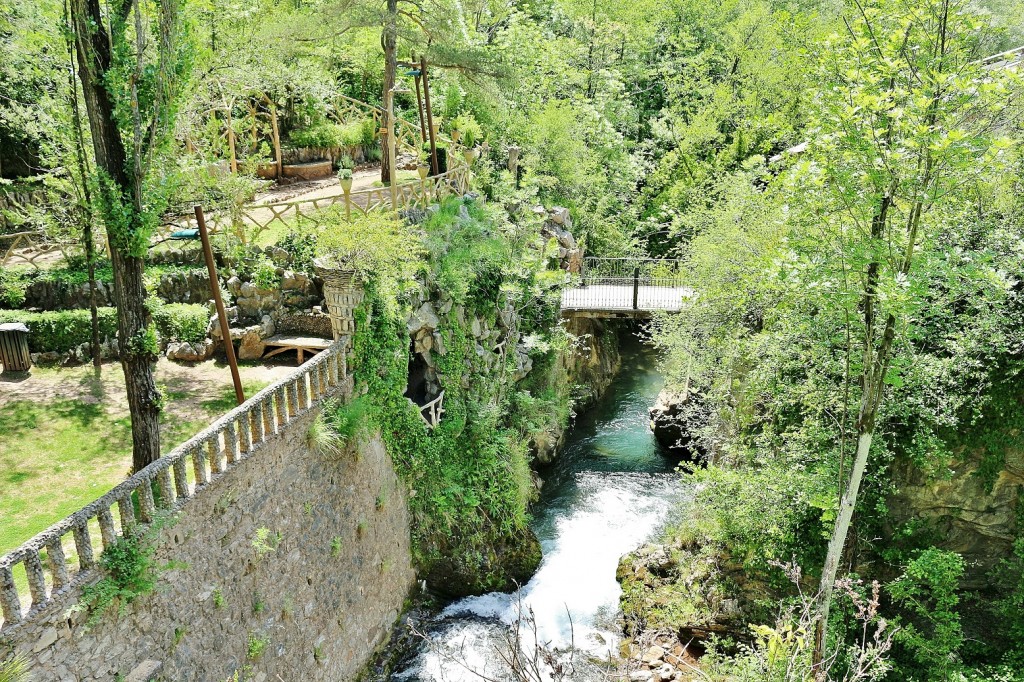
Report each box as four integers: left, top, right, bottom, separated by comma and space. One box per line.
0, 339, 349, 634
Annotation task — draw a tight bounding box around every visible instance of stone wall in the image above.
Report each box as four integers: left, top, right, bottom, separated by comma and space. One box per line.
1, 405, 415, 681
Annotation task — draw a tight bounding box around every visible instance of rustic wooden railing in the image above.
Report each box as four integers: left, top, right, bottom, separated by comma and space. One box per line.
1, 230, 75, 269
417, 390, 445, 429
0, 340, 348, 633
156, 163, 472, 245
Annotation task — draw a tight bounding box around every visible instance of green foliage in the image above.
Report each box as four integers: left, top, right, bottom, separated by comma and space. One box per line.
306, 411, 344, 458
0, 308, 119, 354
246, 633, 269, 659
151, 302, 209, 344
289, 119, 374, 149
889, 548, 966, 680
276, 230, 318, 273
0, 268, 29, 308
451, 112, 483, 147
74, 531, 157, 629
251, 527, 280, 557
250, 257, 280, 290
0, 654, 30, 682
313, 210, 423, 290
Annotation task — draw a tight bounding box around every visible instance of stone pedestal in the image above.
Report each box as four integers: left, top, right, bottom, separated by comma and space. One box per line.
315, 259, 364, 340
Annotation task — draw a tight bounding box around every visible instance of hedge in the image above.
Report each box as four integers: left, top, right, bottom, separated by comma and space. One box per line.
0, 308, 119, 354
152, 303, 210, 344
0, 302, 210, 354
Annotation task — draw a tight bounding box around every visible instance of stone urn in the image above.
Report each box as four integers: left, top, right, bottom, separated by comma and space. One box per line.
340, 176, 353, 193
314, 257, 364, 340
417, 164, 430, 180
463, 148, 477, 165
451, 129, 462, 144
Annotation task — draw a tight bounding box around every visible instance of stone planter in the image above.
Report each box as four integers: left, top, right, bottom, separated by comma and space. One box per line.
340, 176, 354, 192
417, 164, 429, 180
314, 258, 364, 340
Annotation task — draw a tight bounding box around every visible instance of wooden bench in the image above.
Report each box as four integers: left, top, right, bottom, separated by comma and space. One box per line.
261, 335, 332, 364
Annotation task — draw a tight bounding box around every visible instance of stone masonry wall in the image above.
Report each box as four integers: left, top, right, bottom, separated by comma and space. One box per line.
1, 405, 415, 682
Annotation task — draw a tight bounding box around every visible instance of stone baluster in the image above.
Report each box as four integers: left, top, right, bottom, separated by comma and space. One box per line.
287, 379, 299, 416
224, 422, 239, 465
46, 537, 68, 591
118, 495, 137, 536
238, 415, 252, 455
275, 387, 288, 428
73, 522, 95, 570
0, 566, 23, 626
97, 507, 117, 549
328, 352, 340, 385
24, 550, 47, 608
249, 408, 263, 446
138, 482, 156, 524
173, 457, 190, 500
297, 375, 309, 410
264, 399, 276, 436
193, 443, 209, 486
208, 435, 222, 474
157, 468, 175, 509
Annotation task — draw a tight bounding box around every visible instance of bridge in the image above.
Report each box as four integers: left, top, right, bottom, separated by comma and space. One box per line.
561, 257, 693, 316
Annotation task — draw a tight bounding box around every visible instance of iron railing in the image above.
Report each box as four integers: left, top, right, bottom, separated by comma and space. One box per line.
562, 257, 691, 312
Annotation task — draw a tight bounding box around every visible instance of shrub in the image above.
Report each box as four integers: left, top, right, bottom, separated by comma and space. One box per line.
0, 308, 119, 353
451, 112, 483, 147
0, 268, 30, 308
151, 302, 209, 344
290, 120, 372, 150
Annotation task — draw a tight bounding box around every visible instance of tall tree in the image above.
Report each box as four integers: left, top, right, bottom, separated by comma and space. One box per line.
800, 0, 1014, 670
70, 0, 185, 471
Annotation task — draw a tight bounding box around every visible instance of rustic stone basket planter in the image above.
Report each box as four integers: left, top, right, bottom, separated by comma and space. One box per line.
314, 258, 364, 340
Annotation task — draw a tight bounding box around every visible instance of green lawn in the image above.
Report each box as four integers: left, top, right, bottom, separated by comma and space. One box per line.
0, 379, 269, 555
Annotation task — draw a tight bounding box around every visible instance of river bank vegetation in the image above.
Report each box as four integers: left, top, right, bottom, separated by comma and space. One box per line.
3, 0, 1024, 679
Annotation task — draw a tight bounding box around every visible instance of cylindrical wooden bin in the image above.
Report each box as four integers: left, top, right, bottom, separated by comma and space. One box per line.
0, 322, 31, 373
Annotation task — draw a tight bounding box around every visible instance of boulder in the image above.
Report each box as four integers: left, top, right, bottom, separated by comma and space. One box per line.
166, 340, 214, 363
407, 302, 440, 335
649, 388, 705, 460
237, 326, 266, 360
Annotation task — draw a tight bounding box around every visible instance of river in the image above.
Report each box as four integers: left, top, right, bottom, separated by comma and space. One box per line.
395, 335, 687, 681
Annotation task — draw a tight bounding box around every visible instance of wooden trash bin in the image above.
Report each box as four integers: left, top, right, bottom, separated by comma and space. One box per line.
0, 322, 31, 373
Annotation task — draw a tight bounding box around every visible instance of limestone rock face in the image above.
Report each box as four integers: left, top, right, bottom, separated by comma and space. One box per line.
422, 528, 543, 599
889, 451, 1024, 588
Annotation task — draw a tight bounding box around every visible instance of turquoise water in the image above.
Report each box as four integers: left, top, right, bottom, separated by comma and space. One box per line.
397, 336, 686, 681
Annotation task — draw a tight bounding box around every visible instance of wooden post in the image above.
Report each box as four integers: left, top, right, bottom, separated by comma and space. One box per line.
421, 56, 439, 176
268, 98, 283, 179
195, 205, 245, 406
385, 88, 399, 209
226, 105, 238, 173
414, 65, 427, 145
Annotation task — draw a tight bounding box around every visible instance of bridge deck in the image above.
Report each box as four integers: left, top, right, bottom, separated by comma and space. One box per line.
561, 284, 693, 313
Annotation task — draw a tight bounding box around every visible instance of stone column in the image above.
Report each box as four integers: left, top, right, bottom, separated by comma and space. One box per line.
315, 259, 365, 341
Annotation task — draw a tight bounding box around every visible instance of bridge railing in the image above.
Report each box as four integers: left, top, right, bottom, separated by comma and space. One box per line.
562, 257, 690, 312
0, 339, 349, 633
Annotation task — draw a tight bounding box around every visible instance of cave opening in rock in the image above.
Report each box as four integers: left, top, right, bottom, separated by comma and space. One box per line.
405, 339, 430, 406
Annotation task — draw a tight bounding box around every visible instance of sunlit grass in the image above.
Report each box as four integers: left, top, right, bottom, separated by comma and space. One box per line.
0, 379, 268, 554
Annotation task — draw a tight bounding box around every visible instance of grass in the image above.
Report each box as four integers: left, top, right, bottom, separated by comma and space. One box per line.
0, 379, 269, 554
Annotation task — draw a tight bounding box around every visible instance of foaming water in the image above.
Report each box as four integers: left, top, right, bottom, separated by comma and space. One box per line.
395, 336, 687, 681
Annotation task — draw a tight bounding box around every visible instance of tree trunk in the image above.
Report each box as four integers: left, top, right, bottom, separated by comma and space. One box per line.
64, 4, 102, 368
381, 0, 398, 184
71, 0, 162, 472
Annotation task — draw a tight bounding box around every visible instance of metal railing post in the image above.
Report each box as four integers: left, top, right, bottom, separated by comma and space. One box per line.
632, 266, 640, 310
